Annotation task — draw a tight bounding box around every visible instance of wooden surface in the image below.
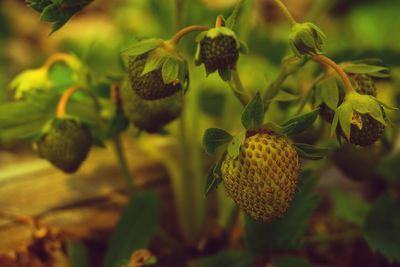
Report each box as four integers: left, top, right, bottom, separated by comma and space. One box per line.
0, 137, 173, 252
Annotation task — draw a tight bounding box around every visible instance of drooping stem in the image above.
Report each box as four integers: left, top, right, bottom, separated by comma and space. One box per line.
169, 25, 210, 45
215, 15, 224, 27
229, 66, 250, 106
312, 54, 354, 92
112, 135, 134, 195
43, 53, 75, 69
272, 0, 297, 26
56, 86, 80, 117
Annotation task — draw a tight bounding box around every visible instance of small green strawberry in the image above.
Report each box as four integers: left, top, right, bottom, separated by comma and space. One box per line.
120, 79, 182, 132
195, 27, 242, 75
128, 52, 187, 100
221, 129, 300, 222
37, 118, 92, 173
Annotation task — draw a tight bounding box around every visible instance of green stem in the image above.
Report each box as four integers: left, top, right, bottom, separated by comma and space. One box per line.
263, 57, 307, 112
273, 0, 297, 26
175, 0, 185, 29
229, 66, 250, 106
112, 135, 134, 195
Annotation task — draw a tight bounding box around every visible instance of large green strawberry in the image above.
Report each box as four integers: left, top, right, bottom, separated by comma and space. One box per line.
128, 53, 187, 100
37, 118, 92, 173
120, 79, 182, 132
221, 129, 300, 222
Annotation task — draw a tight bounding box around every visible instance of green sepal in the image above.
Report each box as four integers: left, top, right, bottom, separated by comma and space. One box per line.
239, 41, 249, 54
293, 143, 331, 160
121, 38, 164, 57
317, 76, 339, 110
331, 102, 352, 139
280, 109, 319, 136
241, 93, 264, 130
162, 58, 180, 84
194, 43, 202, 66
218, 67, 232, 82
227, 131, 246, 159
347, 93, 387, 125
195, 31, 208, 43
204, 152, 226, 196
142, 50, 168, 75
202, 128, 233, 154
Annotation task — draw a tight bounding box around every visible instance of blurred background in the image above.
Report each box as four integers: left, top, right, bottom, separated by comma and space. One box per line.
0, 0, 400, 266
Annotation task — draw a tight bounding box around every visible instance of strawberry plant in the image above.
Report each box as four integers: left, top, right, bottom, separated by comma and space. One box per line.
0, 0, 400, 266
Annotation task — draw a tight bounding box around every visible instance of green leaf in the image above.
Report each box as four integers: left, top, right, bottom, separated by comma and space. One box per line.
142, 51, 167, 75
196, 250, 256, 267
121, 39, 163, 57
66, 240, 89, 267
162, 58, 180, 84
342, 63, 390, 77
40, 3, 61, 22
241, 93, 264, 130
280, 109, 319, 136
331, 190, 370, 226
271, 90, 300, 102
376, 152, 400, 183
202, 128, 233, 154
227, 131, 246, 159
225, 0, 247, 29
273, 256, 313, 267
293, 143, 331, 160
204, 153, 226, 196
363, 195, 400, 263
319, 77, 339, 110
218, 67, 232, 82
244, 170, 320, 253
104, 192, 160, 267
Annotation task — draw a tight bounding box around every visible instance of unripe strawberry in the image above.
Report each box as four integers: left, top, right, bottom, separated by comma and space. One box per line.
128, 53, 184, 100
221, 129, 300, 222
120, 79, 182, 132
346, 111, 385, 146
196, 27, 240, 74
319, 74, 377, 123
37, 118, 92, 173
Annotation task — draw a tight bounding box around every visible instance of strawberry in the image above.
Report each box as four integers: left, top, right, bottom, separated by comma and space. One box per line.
37, 118, 92, 173
128, 53, 185, 100
120, 79, 182, 132
221, 129, 300, 222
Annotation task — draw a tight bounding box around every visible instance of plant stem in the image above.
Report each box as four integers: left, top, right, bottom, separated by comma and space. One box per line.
56, 86, 80, 117
112, 135, 134, 196
175, 0, 185, 29
169, 25, 210, 45
215, 15, 224, 27
312, 54, 354, 92
229, 66, 250, 106
273, 0, 297, 26
43, 53, 74, 69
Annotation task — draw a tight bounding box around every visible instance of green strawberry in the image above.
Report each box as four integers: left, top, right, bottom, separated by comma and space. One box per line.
37, 118, 92, 173
128, 53, 186, 100
196, 27, 240, 75
221, 129, 300, 222
120, 79, 182, 132
345, 111, 385, 146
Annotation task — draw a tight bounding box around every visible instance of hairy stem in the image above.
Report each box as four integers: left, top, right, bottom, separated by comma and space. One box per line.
312, 54, 354, 92
56, 86, 80, 117
272, 0, 297, 26
112, 135, 134, 195
169, 25, 210, 45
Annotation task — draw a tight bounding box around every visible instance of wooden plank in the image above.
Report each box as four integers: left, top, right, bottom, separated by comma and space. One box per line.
0, 137, 172, 252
